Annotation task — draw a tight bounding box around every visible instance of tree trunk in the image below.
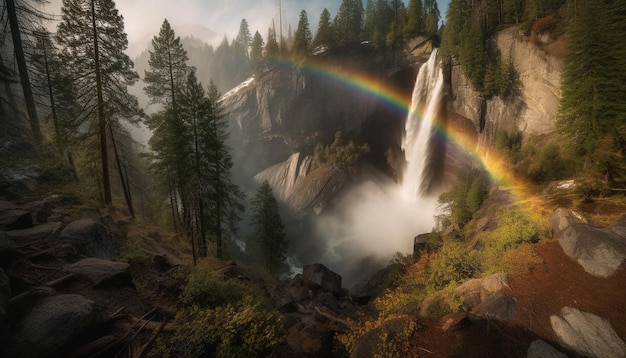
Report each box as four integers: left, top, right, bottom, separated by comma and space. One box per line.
91, 0, 111, 205
6, 0, 43, 144
42, 42, 61, 151
109, 125, 135, 218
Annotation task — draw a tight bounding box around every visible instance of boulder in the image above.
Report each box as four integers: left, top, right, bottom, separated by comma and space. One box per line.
0, 209, 32, 230
454, 273, 509, 309
472, 292, 518, 321
413, 233, 429, 259
526, 339, 568, 358
302, 263, 342, 296
60, 219, 114, 260
63, 258, 131, 287
351, 263, 403, 304
550, 208, 626, 278
5, 221, 62, 240
550, 306, 626, 358
7, 294, 95, 358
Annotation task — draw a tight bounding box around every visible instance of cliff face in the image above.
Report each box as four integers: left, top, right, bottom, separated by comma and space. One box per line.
447, 26, 563, 146
222, 47, 428, 214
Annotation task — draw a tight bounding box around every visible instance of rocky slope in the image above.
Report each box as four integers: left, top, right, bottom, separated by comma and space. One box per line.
446, 26, 563, 147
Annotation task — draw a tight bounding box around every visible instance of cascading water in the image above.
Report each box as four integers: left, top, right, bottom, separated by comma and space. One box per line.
306, 49, 445, 286
402, 49, 444, 199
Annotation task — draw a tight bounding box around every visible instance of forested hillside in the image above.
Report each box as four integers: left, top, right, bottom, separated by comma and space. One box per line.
0, 0, 625, 357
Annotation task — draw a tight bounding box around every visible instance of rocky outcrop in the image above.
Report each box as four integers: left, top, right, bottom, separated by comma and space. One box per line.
453, 273, 510, 309
448, 26, 563, 146
472, 292, 518, 321
302, 263, 343, 296
550, 208, 626, 278
60, 219, 115, 260
7, 294, 95, 358
550, 306, 626, 358
63, 258, 132, 287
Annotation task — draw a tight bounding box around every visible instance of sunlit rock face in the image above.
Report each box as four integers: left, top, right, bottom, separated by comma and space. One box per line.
222, 66, 374, 189
447, 26, 563, 147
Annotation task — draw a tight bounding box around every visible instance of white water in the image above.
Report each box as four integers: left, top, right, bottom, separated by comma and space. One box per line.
402, 49, 445, 199
310, 50, 446, 286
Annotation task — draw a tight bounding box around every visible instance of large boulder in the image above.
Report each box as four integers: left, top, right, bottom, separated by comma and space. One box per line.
7, 294, 95, 358
550, 306, 626, 358
526, 339, 568, 358
302, 263, 342, 296
60, 219, 114, 260
550, 208, 626, 278
454, 273, 509, 309
472, 292, 518, 321
0, 232, 18, 270
63, 258, 131, 287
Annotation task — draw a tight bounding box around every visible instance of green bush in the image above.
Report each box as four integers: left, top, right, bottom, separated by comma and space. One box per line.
119, 237, 151, 266
180, 267, 259, 307
480, 205, 546, 274
151, 298, 284, 358
311, 131, 370, 171
429, 240, 481, 290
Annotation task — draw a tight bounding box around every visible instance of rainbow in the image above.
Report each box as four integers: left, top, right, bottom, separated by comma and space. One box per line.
265, 55, 546, 212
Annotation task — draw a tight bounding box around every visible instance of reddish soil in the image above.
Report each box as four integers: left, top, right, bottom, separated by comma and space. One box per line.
403, 240, 626, 357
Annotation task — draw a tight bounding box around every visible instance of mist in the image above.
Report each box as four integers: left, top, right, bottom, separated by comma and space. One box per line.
306, 172, 438, 287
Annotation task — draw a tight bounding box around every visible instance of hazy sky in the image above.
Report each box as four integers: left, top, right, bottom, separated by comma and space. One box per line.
45, 0, 450, 55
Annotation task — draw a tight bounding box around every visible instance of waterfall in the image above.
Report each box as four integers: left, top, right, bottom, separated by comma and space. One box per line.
402, 49, 444, 199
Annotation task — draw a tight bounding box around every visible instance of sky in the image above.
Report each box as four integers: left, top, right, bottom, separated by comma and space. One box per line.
45, 0, 450, 56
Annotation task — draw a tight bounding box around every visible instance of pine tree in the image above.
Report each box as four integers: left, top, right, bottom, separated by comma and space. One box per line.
250, 31, 264, 74
558, 0, 626, 185
314, 8, 334, 49
5, 0, 43, 143
334, 0, 364, 46
266, 22, 280, 59
203, 81, 244, 259
236, 18, 252, 59
292, 10, 312, 62
249, 181, 287, 275
405, 0, 425, 36
56, 0, 140, 205
423, 0, 441, 35
144, 19, 189, 111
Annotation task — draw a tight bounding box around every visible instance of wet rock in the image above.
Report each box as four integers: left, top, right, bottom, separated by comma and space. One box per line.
526, 339, 568, 358
7, 294, 95, 358
550, 306, 626, 358
413, 233, 429, 259
472, 292, 518, 321
302, 263, 342, 296
63, 258, 131, 287
60, 219, 114, 260
351, 263, 403, 304
550, 208, 626, 278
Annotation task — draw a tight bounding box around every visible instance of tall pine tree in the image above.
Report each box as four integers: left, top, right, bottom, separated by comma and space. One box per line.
56, 0, 140, 205
558, 0, 626, 185
249, 181, 287, 275
292, 10, 312, 62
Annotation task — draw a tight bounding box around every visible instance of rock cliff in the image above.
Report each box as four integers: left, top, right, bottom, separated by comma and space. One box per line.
447, 26, 563, 147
